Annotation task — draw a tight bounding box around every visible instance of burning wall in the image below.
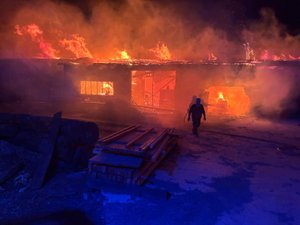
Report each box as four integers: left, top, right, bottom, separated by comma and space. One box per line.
0, 59, 299, 120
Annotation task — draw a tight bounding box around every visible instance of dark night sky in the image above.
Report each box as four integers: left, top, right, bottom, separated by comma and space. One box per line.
0, 0, 299, 35
56, 0, 300, 34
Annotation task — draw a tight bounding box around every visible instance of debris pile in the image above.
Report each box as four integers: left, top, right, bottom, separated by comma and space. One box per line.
88, 125, 178, 186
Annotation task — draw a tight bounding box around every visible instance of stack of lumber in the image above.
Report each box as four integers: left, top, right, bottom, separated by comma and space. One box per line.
88, 125, 177, 185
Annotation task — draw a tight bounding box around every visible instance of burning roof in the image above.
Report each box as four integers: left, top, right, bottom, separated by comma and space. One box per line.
0, 1, 298, 63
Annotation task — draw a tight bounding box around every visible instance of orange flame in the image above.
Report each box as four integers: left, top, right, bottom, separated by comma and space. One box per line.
207, 86, 250, 116
150, 42, 171, 60
112, 49, 131, 60
15, 24, 58, 58
208, 52, 217, 61
60, 34, 93, 58
260, 49, 300, 61
217, 92, 225, 101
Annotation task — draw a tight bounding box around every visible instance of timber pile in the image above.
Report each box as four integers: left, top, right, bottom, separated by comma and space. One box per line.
88, 125, 178, 185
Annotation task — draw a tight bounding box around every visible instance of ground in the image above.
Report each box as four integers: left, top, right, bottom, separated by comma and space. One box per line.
0, 116, 300, 225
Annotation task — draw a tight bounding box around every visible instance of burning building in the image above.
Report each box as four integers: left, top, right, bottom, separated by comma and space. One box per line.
0, 58, 299, 121
0, 0, 299, 121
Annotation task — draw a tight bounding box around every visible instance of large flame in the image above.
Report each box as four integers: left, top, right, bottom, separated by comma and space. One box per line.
60, 34, 93, 58
15, 24, 58, 58
150, 42, 171, 60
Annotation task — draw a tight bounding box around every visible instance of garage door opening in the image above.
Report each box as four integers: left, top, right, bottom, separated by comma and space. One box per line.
131, 70, 176, 111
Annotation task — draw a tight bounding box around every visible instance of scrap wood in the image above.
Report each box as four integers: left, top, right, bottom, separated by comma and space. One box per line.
139, 128, 169, 151
151, 129, 175, 162
99, 125, 136, 142
102, 147, 145, 157
31, 112, 61, 189
151, 135, 172, 162
100, 125, 139, 144
135, 141, 176, 185
89, 152, 143, 169
126, 128, 153, 148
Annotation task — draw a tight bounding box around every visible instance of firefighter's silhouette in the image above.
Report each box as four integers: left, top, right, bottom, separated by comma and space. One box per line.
188, 98, 206, 136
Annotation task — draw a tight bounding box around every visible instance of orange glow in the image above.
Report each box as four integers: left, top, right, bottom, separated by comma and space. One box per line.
14, 21, 300, 62
208, 52, 217, 61
80, 81, 114, 96
218, 92, 225, 100
207, 86, 250, 116
243, 42, 256, 61
260, 50, 300, 61
131, 70, 176, 110
15, 24, 58, 58
150, 42, 171, 60
60, 34, 93, 58
112, 50, 131, 60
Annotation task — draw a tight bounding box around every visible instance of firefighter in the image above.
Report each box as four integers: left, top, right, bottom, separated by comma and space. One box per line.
187, 98, 206, 136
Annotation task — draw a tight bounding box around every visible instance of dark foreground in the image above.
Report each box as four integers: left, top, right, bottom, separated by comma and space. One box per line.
0, 117, 300, 225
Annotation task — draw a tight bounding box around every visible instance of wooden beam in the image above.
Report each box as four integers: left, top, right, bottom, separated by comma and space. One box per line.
101, 126, 139, 144
99, 125, 136, 142
126, 128, 153, 148
139, 129, 169, 151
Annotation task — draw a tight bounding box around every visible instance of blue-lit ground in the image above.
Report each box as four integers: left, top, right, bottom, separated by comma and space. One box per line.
1, 117, 300, 225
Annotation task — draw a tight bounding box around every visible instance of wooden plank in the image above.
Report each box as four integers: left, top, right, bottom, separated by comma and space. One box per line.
126, 128, 153, 148
99, 125, 136, 142
31, 112, 61, 189
152, 129, 175, 162
139, 129, 169, 151
135, 138, 177, 185
151, 136, 171, 162
89, 152, 143, 169
102, 147, 145, 157
101, 126, 139, 144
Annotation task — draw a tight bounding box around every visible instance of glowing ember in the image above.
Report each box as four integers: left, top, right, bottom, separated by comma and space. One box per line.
60, 34, 93, 58
208, 52, 217, 61
15, 24, 58, 58
150, 42, 171, 60
217, 92, 225, 101
207, 86, 250, 116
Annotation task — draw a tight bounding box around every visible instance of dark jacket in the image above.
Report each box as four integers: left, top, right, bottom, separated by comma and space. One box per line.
188, 104, 206, 122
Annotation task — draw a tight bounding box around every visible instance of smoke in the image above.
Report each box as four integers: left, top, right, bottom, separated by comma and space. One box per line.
248, 66, 300, 118
0, 0, 299, 120
0, 0, 299, 61
242, 8, 300, 60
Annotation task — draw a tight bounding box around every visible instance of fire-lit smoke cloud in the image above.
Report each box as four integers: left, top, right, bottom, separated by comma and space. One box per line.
242, 8, 300, 61
15, 24, 58, 58
0, 0, 298, 61
0, 0, 299, 120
